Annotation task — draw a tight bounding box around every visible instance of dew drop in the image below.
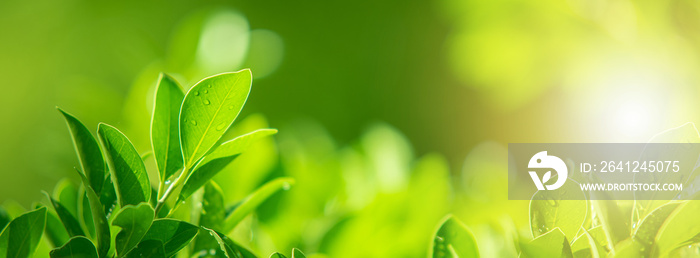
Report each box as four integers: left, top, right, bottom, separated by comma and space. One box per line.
207, 85, 212, 88
282, 182, 291, 190
165, 180, 171, 185
216, 123, 226, 131
204, 89, 208, 94
209, 249, 216, 255
203, 99, 211, 105
228, 105, 235, 110
190, 120, 198, 126
194, 91, 200, 96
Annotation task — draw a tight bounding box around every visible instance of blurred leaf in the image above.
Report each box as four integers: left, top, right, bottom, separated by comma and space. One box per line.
521, 228, 572, 258
111, 203, 154, 257
49, 236, 97, 258
141, 219, 198, 257
1, 201, 26, 219
632, 202, 680, 252
44, 210, 69, 248
180, 69, 252, 168
570, 226, 607, 255
200, 182, 225, 228
222, 177, 294, 233
292, 248, 306, 258
151, 73, 185, 182
530, 179, 587, 241
0, 207, 47, 258
270, 253, 286, 258
53, 179, 79, 220
46, 195, 84, 237
203, 227, 256, 258
587, 226, 608, 251
180, 129, 278, 201
571, 228, 605, 258
636, 123, 700, 218
610, 238, 645, 258
430, 215, 478, 258
58, 108, 106, 194
77, 172, 111, 258
654, 201, 700, 255
97, 123, 151, 207
0, 207, 9, 233
590, 197, 630, 251
214, 114, 278, 202
192, 182, 225, 257
126, 240, 165, 258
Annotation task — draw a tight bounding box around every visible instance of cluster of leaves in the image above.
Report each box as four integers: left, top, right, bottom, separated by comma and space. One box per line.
428, 125, 700, 258
0, 69, 308, 257
430, 192, 700, 257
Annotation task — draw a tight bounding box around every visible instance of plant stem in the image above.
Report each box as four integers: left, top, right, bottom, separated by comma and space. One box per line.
154, 166, 189, 215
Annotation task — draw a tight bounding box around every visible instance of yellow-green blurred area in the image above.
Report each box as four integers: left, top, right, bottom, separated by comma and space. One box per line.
1, 0, 700, 256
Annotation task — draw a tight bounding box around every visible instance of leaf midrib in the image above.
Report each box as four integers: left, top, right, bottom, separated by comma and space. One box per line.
10, 210, 42, 258
185, 75, 242, 167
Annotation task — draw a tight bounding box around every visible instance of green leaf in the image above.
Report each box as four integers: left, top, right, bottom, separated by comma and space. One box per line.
44, 210, 69, 248
571, 228, 605, 258
0, 207, 9, 233
111, 203, 155, 257
632, 202, 681, 252
203, 227, 256, 258
77, 171, 111, 258
141, 219, 198, 257
589, 198, 629, 251
179, 156, 236, 203
99, 177, 117, 217
571, 226, 607, 255
192, 182, 226, 256
58, 108, 106, 194
0, 207, 47, 258
53, 179, 79, 219
196, 129, 278, 169
430, 215, 479, 258
521, 228, 572, 258
635, 123, 700, 218
200, 182, 225, 229
49, 236, 98, 258
151, 73, 185, 182
126, 240, 165, 258
653, 201, 700, 255
46, 195, 85, 237
78, 190, 95, 239
530, 179, 587, 241
180, 69, 252, 168
610, 238, 645, 258
270, 253, 286, 258
292, 248, 306, 258
97, 123, 151, 207
222, 177, 294, 233
179, 129, 277, 201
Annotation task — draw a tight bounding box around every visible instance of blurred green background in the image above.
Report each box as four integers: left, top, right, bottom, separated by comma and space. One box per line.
2, 0, 700, 256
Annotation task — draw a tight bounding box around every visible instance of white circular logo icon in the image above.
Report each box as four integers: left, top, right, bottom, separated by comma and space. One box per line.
528, 151, 567, 190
